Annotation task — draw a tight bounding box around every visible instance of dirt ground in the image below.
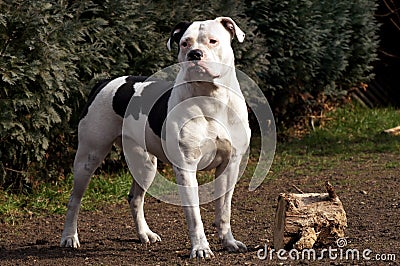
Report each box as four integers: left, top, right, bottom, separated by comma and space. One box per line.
1, 153, 399, 265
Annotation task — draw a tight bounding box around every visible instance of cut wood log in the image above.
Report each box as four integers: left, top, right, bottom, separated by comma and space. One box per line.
383, 126, 400, 136
273, 181, 347, 250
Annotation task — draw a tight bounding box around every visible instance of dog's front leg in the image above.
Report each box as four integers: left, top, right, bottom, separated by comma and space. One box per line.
174, 166, 214, 259
214, 157, 247, 253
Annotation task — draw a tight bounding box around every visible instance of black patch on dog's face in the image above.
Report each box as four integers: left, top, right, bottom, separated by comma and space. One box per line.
169, 21, 193, 53
112, 76, 148, 117
80, 79, 113, 120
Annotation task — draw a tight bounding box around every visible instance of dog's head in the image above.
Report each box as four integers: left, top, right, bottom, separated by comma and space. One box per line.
167, 17, 245, 81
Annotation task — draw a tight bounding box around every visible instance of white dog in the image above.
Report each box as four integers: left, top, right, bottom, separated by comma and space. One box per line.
60, 17, 250, 259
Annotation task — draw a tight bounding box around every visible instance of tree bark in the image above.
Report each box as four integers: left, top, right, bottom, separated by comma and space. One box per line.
273, 182, 347, 250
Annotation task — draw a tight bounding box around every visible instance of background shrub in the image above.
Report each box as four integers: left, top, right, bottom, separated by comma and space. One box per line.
0, 0, 378, 190
248, 0, 379, 125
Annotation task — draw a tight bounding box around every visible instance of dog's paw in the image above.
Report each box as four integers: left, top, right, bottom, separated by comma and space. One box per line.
190, 244, 214, 259
60, 233, 80, 248
139, 230, 161, 244
223, 239, 247, 253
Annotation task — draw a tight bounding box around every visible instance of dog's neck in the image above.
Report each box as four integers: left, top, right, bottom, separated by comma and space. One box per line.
172, 68, 240, 102
180, 81, 220, 96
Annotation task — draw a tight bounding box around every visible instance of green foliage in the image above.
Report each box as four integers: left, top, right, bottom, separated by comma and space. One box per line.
0, 0, 379, 190
248, 0, 379, 124
0, 1, 80, 187
0, 0, 174, 189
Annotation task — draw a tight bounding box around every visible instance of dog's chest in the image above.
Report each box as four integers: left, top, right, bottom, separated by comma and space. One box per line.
164, 106, 247, 169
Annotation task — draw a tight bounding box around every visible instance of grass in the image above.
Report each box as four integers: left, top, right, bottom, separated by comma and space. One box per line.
285, 106, 400, 156
0, 172, 134, 224
266, 106, 400, 181
1, 105, 400, 224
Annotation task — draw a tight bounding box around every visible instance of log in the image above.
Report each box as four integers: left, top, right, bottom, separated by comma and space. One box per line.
383, 126, 400, 136
273, 181, 347, 250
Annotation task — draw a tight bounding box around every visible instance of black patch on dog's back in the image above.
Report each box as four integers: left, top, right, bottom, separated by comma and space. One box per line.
80, 79, 112, 120
112, 76, 148, 117
81, 75, 174, 139
124, 79, 174, 139
148, 88, 172, 138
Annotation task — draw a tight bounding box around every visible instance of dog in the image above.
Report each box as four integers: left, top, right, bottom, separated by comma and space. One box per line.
60, 17, 251, 259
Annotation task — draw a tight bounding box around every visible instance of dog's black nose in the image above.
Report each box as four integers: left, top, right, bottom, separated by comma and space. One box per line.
187, 49, 203, 61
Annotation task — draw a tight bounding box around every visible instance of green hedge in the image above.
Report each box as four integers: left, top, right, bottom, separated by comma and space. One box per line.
0, 0, 378, 189
248, 0, 379, 124
0, 0, 172, 189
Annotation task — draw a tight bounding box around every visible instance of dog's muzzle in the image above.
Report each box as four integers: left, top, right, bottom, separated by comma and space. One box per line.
187, 49, 204, 61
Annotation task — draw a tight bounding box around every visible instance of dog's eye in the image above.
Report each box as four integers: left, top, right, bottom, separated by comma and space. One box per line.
181, 41, 188, 48
209, 39, 218, 45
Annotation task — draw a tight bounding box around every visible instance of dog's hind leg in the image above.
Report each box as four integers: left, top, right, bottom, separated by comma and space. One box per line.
125, 140, 161, 244
60, 121, 117, 248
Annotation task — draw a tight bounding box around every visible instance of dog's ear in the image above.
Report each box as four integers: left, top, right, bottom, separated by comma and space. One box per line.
167, 21, 193, 51
216, 17, 245, 43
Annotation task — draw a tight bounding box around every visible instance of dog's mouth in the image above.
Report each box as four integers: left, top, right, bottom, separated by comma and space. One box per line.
186, 61, 221, 80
